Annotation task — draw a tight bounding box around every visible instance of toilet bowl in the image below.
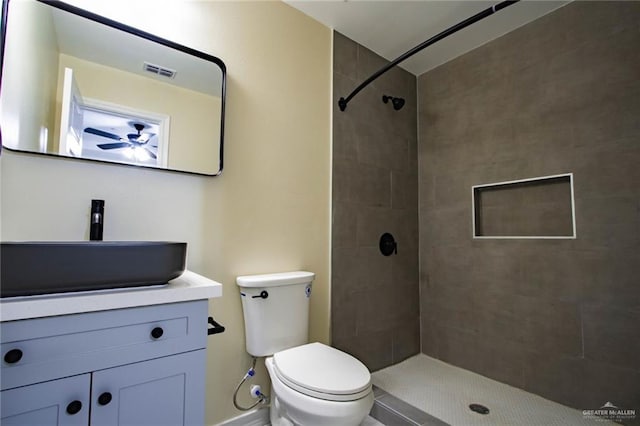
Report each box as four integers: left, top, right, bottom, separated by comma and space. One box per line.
265, 343, 374, 426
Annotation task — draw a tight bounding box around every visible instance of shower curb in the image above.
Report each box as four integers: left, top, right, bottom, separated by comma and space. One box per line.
370, 385, 450, 426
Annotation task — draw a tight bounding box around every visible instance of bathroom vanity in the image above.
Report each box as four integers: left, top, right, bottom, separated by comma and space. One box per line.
0, 271, 222, 425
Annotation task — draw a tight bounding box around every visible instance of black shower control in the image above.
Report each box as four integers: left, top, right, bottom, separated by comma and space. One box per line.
66, 400, 82, 415
252, 291, 269, 299
379, 233, 398, 256
98, 392, 112, 406
151, 327, 164, 339
4, 349, 23, 364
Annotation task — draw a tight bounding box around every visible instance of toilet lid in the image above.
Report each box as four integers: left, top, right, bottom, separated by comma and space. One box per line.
273, 342, 371, 402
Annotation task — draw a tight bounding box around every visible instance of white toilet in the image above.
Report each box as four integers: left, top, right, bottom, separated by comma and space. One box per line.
236, 271, 374, 426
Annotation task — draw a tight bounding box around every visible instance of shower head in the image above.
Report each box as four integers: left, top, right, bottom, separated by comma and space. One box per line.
382, 95, 405, 111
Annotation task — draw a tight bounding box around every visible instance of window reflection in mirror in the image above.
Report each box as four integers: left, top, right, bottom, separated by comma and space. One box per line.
0, 0, 226, 176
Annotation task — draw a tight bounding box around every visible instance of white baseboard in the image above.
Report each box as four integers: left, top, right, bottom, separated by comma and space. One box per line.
213, 408, 270, 426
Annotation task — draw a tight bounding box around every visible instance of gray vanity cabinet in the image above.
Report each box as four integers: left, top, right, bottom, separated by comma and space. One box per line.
1, 300, 208, 426
0, 374, 90, 425
90, 350, 205, 425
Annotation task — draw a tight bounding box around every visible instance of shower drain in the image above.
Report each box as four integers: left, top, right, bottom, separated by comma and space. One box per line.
469, 403, 490, 415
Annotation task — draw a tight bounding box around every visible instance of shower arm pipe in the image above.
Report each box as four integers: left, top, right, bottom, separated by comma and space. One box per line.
337, 0, 519, 112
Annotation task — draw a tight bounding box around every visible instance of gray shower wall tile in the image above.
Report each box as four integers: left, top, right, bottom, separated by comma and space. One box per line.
390, 208, 419, 252
582, 305, 640, 372
432, 173, 472, 212
356, 247, 394, 292
333, 31, 358, 80
391, 284, 420, 327
342, 328, 395, 373
569, 93, 640, 154
355, 121, 410, 172
391, 246, 420, 289
571, 146, 640, 201
522, 352, 586, 409
332, 201, 358, 249
391, 317, 421, 365
522, 318, 583, 358
574, 194, 640, 251
332, 157, 354, 204
351, 163, 392, 208
423, 302, 476, 337
468, 248, 521, 294
515, 247, 584, 302
356, 284, 398, 335
563, 1, 640, 49
433, 326, 481, 374
421, 206, 471, 246
391, 170, 419, 211
330, 291, 359, 342
579, 249, 640, 311
422, 243, 473, 289
473, 336, 527, 390
332, 247, 370, 293
333, 110, 359, 163
420, 312, 439, 358
332, 31, 419, 372
417, 176, 435, 216
356, 206, 394, 248
524, 352, 640, 418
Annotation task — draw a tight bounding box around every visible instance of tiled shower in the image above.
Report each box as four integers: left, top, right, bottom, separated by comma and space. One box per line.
332, 31, 420, 371
332, 0, 639, 418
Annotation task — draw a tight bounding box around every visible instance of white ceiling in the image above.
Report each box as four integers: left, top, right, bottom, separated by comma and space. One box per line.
285, 0, 569, 76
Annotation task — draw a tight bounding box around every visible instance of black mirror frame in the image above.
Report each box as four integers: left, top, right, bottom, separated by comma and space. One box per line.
0, 0, 226, 176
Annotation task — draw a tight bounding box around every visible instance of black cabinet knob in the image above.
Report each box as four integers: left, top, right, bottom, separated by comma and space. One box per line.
66, 400, 82, 415
151, 327, 164, 339
4, 349, 23, 364
98, 392, 112, 406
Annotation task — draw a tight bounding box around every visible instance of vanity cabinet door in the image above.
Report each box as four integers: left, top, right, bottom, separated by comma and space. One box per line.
90, 349, 206, 426
0, 374, 90, 426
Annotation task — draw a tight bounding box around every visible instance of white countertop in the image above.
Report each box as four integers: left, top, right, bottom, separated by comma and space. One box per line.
0, 270, 223, 322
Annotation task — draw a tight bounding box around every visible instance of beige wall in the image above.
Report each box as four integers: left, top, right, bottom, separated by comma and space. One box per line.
0, 0, 59, 152
0, 1, 332, 424
56, 54, 222, 174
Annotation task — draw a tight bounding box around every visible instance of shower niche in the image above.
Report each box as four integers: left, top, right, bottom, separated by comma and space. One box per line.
472, 173, 576, 239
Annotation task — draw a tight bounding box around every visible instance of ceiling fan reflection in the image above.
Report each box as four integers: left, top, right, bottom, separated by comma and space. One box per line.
84, 122, 157, 159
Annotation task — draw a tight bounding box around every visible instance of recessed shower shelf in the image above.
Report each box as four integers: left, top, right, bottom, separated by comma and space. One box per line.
472, 173, 576, 239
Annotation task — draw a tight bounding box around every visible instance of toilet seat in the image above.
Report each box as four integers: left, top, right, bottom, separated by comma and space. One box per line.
272, 342, 371, 402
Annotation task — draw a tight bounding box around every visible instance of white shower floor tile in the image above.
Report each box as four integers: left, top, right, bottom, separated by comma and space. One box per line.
372, 354, 613, 426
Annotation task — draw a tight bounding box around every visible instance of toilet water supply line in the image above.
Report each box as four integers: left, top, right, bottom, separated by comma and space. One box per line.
233, 356, 270, 411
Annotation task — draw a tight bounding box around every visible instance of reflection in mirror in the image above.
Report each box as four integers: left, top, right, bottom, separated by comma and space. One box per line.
0, 0, 226, 176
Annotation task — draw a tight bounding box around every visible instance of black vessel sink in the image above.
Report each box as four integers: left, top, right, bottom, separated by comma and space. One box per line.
0, 242, 187, 297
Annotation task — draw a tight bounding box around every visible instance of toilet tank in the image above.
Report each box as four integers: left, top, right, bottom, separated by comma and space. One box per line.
236, 271, 314, 357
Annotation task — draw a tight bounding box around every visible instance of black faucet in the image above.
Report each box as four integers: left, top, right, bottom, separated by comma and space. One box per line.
90, 199, 104, 241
